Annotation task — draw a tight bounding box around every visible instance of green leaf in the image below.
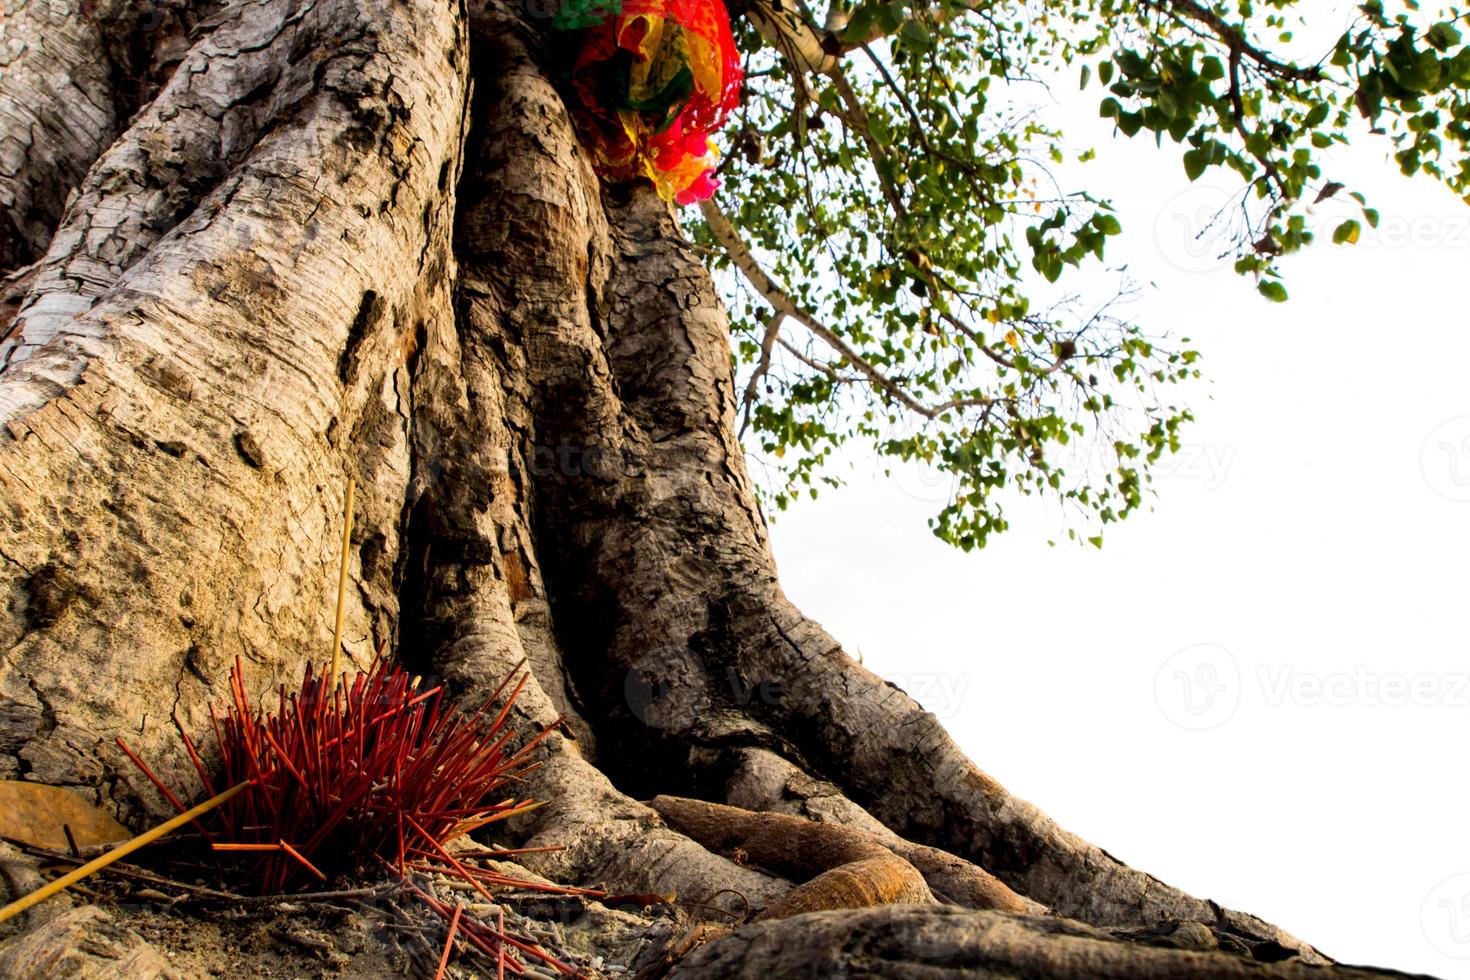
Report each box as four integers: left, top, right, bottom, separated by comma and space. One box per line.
1183, 147, 1208, 180
1429, 21, 1462, 51
900, 19, 933, 51
841, 4, 877, 42
876, 2, 903, 35
702, 0, 1470, 552
1257, 280, 1289, 302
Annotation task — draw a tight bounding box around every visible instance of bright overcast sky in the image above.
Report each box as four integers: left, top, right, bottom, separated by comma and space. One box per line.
763, 5, 1470, 975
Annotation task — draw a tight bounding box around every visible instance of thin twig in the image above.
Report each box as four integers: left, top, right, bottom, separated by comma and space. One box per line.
2, 835, 395, 907
1150, 0, 1323, 81
700, 199, 992, 419
0, 836, 243, 901
740, 311, 786, 434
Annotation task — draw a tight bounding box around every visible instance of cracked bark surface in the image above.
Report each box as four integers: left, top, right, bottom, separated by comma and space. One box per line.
0, 0, 461, 802
0, 1, 220, 275
667, 905, 1428, 980
0, 1, 1430, 976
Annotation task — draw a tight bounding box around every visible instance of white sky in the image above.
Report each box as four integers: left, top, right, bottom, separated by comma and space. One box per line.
763, 10, 1470, 975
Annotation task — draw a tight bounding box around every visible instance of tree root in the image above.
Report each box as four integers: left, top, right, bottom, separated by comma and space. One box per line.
714, 746, 1048, 914
462, 27, 1330, 957
666, 905, 1424, 980
650, 795, 1045, 921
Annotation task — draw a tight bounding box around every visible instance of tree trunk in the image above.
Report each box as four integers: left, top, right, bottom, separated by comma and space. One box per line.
0, 2, 1426, 976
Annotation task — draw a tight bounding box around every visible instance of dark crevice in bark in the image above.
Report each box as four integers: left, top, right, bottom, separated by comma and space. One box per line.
340, 291, 386, 386
95, 1, 235, 122
394, 496, 442, 683
399, 5, 589, 731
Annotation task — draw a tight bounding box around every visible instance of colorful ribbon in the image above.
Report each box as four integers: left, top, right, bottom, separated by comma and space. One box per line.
557, 0, 743, 203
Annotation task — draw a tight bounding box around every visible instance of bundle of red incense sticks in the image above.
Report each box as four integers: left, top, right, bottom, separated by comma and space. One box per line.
118, 657, 596, 976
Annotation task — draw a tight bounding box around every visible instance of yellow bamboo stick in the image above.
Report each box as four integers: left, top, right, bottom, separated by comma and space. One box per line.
330, 478, 356, 691
0, 780, 252, 925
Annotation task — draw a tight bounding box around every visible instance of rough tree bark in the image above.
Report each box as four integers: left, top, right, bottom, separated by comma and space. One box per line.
0, 1, 1432, 976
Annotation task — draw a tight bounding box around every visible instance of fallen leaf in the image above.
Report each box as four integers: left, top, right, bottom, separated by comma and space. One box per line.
0, 781, 130, 851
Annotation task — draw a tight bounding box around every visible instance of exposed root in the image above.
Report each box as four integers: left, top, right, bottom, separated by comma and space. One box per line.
762, 856, 930, 921
442, 15, 1324, 954
716, 747, 1047, 915
650, 796, 938, 920
473, 37, 1328, 954
0, 905, 172, 976
666, 905, 1416, 980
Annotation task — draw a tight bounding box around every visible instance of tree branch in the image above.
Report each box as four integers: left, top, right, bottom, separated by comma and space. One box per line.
826, 66, 911, 221
740, 310, 786, 434
1226, 46, 1289, 201
701, 199, 993, 419
1150, 0, 1323, 82
746, 0, 842, 73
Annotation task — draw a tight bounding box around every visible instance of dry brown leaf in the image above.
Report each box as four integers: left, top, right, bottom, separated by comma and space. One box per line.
0, 781, 130, 851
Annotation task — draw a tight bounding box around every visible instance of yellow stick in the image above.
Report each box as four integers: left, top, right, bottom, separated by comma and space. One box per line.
330, 478, 356, 691
0, 781, 252, 925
